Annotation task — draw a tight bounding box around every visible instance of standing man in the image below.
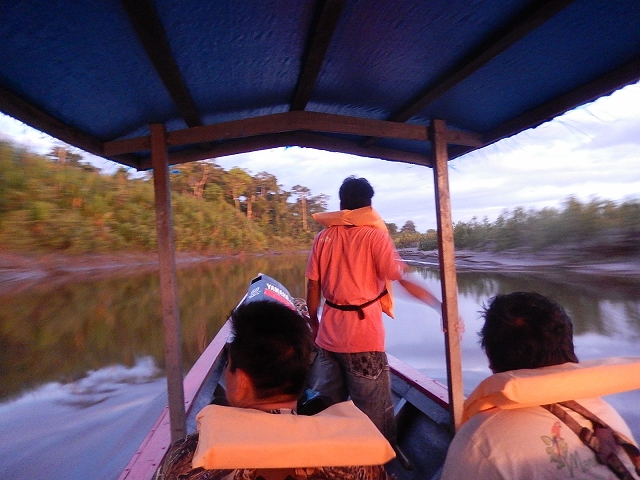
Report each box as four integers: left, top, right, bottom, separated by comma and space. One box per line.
306, 176, 440, 445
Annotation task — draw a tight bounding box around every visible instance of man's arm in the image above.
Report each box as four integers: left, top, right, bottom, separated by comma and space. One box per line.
306, 279, 321, 339
398, 276, 465, 337
376, 231, 435, 309
398, 277, 442, 312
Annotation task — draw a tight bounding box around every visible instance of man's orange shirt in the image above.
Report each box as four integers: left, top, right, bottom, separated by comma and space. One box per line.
306, 225, 404, 353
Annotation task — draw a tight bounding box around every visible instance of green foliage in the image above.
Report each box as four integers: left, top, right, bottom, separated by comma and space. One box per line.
385, 222, 398, 236
390, 220, 422, 247
416, 197, 640, 253
400, 220, 417, 233
395, 231, 422, 248
0, 141, 326, 253
419, 229, 438, 250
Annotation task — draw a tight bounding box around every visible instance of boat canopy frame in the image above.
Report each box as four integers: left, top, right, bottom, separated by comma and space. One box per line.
2, 0, 640, 439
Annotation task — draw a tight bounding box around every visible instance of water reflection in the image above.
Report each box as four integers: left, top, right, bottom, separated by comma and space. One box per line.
1, 253, 639, 435
392, 263, 640, 439
0, 254, 307, 401
409, 265, 640, 339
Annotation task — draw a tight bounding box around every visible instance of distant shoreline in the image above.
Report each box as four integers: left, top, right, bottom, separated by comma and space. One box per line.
399, 246, 640, 278
1, 247, 639, 295
0, 250, 308, 294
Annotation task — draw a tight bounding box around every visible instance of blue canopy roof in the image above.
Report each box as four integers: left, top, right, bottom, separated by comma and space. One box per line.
1, 0, 639, 169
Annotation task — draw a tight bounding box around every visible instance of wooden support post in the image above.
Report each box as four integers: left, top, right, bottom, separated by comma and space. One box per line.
429, 119, 464, 431
150, 123, 186, 441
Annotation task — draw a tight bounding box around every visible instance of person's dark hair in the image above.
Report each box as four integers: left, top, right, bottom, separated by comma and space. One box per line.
339, 176, 374, 210
228, 300, 313, 399
480, 292, 578, 373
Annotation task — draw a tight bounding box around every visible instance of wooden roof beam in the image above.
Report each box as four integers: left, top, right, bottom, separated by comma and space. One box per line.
361, 0, 576, 148
120, 0, 203, 128
389, 0, 577, 124
0, 84, 141, 168
480, 57, 640, 151
0, 85, 104, 157
169, 111, 431, 145
104, 111, 483, 156
290, 0, 347, 111
135, 131, 434, 170
447, 58, 640, 162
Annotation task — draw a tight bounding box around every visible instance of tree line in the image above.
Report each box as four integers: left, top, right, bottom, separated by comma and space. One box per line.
0, 141, 328, 254
416, 196, 640, 253
4, 139, 637, 256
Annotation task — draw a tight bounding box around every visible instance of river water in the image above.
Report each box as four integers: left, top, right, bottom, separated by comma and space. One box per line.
1, 253, 639, 479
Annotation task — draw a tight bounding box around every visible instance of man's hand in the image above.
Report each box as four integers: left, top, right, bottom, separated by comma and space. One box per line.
455, 315, 465, 341
442, 314, 465, 342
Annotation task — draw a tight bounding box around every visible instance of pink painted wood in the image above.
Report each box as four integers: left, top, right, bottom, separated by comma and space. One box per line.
118, 321, 232, 479
387, 354, 449, 409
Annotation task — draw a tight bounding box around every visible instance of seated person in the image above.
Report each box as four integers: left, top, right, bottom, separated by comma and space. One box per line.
441, 292, 640, 480
157, 299, 394, 480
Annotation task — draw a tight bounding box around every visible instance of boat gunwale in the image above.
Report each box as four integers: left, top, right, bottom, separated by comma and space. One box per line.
388, 354, 449, 410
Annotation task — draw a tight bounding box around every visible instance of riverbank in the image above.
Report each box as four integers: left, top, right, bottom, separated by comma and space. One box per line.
399, 246, 640, 278
1, 246, 639, 295
0, 251, 280, 295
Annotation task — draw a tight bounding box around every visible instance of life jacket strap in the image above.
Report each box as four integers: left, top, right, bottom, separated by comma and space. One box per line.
542, 400, 640, 480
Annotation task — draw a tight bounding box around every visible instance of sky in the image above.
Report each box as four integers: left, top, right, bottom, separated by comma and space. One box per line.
1, 81, 639, 232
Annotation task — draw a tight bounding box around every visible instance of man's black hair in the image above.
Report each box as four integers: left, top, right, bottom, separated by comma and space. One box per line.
228, 300, 313, 399
339, 176, 374, 210
480, 292, 578, 373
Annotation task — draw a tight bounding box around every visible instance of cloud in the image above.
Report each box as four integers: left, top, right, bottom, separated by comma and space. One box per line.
580, 119, 640, 149
444, 84, 640, 228
0, 114, 55, 153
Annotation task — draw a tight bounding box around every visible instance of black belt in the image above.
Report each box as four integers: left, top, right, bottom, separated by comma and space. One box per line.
324, 289, 388, 319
